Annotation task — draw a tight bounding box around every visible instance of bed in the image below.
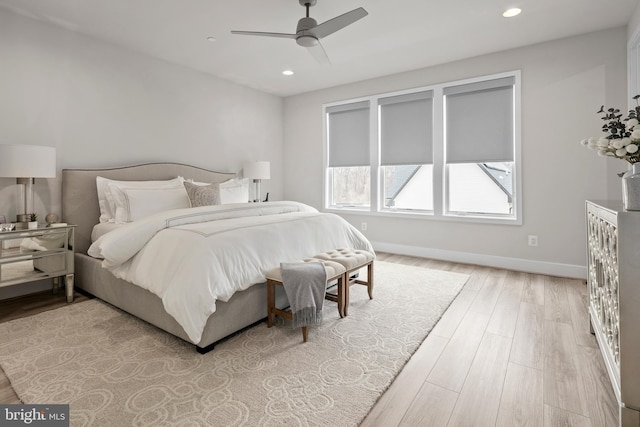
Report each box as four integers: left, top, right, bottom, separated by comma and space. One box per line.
62, 163, 374, 353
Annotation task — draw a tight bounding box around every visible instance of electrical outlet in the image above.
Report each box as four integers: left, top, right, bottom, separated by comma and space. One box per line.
361, 222, 367, 231
528, 235, 538, 247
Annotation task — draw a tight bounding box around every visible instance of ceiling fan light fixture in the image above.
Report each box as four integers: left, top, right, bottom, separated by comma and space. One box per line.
296, 35, 319, 47
502, 8, 521, 18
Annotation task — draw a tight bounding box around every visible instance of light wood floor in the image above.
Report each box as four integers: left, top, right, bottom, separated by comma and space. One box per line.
0, 254, 618, 426
362, 253, 618, 427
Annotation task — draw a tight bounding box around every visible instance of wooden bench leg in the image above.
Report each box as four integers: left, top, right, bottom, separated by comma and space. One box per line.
342, 261, 375, 317
344, 272, 350, 317
367, 261, 374, 299
337, 275, 345, 318
267, 278, 311, 342
266, 279, 275, 328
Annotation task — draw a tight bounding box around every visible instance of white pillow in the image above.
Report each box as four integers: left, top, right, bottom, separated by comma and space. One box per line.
97, 176, 184, 223
113, 187, 190, 223
219, 178, 250, 204
96, 177, 116, 223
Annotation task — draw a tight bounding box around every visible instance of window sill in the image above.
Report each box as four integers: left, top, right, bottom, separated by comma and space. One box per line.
324, 207, 521, 226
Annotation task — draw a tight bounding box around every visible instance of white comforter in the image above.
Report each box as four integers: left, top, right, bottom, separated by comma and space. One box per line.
88, 201, 374, 343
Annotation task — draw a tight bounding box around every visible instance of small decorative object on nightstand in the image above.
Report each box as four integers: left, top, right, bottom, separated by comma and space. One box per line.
0, 223, 75, 302
28, 213, 38, 229
45, 213, 59, 226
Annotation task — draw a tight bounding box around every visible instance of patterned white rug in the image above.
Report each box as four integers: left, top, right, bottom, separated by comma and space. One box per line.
0, 261, 468, 427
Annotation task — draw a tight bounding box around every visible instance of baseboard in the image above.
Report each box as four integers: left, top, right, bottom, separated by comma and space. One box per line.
371, 241, 587, 279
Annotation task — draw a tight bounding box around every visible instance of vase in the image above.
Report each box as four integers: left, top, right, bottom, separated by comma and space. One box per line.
622, 162, 640, 210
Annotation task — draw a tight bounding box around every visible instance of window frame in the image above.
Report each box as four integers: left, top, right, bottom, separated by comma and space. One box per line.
323, 70, 522, 225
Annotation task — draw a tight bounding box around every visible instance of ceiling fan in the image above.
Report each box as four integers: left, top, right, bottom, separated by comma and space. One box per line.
231, 0, 368, 64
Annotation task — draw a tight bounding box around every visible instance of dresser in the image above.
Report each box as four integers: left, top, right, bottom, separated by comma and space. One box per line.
586, 200, 640, 426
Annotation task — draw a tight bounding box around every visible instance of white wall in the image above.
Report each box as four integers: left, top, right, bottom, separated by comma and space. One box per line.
628, 2, 640, 103
628, 2, 640, 40
0, 9, 283, 299
283, 27, 628, 278
0, 8, 283, 223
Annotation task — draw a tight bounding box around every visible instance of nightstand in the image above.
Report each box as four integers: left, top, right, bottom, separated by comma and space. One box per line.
0, 224, 75, 302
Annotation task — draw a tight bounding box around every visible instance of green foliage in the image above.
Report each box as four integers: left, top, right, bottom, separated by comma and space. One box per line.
597, 96, 640, 140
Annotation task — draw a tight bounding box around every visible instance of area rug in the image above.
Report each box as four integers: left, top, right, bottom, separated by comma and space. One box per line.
0, 261, 468, 427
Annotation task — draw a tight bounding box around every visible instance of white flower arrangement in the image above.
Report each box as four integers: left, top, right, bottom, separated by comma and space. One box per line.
581, 95, 640, 164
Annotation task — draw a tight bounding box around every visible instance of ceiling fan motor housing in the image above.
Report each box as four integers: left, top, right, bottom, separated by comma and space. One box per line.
296, 17, 319, 46
296, 17, 317, 33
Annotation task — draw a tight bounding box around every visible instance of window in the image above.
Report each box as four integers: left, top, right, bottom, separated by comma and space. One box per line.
326, 101, 371, 209
324, 71, 520, 223
379, 91, 434, 212
444, 77, 515, 217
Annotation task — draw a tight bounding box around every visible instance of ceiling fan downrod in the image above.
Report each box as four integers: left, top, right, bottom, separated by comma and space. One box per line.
300, 0, 316, 17
295, 0, 319, 46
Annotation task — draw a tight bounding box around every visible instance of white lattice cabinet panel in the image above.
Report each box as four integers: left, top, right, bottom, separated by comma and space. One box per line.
586, 201, 640, 426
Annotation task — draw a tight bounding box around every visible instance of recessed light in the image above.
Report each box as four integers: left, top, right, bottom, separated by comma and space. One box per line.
206, 36, 216, 42
282, 70, 294, 76
502, 8, 521, 18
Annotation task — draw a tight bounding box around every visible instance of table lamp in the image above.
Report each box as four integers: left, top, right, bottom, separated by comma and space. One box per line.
0, 144, 56, 226
243, 161, 270, 202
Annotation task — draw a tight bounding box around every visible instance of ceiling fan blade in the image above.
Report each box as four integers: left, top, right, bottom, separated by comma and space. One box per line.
311, 7, 368, 39
307, 40, 331, 65
230, 30, 297, 39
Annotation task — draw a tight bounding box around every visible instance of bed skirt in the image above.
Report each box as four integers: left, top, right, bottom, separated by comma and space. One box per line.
75, 253, 290, 350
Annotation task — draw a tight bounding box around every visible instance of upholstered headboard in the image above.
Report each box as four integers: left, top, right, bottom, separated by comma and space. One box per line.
62, 163, 236, 254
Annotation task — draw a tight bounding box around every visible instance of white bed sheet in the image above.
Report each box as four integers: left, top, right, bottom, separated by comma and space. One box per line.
91, 222, 124, 242
88, 201, 374, 343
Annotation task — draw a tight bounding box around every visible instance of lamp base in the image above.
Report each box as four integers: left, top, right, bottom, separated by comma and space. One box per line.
253, 179, 262, 203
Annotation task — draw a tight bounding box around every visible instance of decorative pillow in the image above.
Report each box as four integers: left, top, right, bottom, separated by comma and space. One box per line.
98, 176, 185, 223
184, 181, 221, 207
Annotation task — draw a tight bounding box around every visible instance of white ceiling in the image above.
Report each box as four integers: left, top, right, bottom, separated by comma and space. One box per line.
1, 0, 638, 97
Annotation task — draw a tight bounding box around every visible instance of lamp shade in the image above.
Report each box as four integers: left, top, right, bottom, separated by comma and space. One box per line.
244, 161, 270, 180
0, 144, 56, 178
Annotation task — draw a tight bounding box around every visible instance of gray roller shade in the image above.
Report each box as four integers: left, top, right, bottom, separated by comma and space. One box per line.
326, 101, 370, 167
444, 77, 514, 163
380, 91, 433, 166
